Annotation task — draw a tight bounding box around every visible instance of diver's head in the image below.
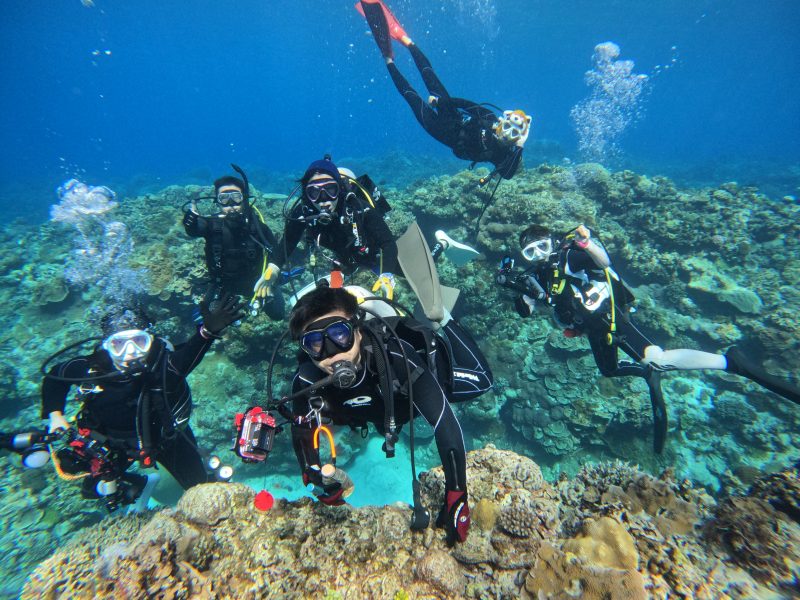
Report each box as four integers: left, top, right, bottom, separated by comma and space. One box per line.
495, 109, 532, 147
100, 308, 154, 372
301, 157, 343, 218
519, 224, 553, 263
213, 175, 247, 214
289, 286, 362, 374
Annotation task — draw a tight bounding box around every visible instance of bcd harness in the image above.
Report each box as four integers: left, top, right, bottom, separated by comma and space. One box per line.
546, 244, 634, 346
209, 208, 273, 278
306, 174, 391, 272
76, 341, 191, 467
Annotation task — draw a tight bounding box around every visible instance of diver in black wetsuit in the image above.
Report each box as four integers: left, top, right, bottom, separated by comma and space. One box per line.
497, 224, 800, 453
183, 169, 285, 320
286, 285, 493, 545
41, 297, 243, 511
357, 0, 531, 182
276, 156, 399, 295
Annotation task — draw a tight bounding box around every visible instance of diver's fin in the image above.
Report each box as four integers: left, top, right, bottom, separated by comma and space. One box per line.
726, 347, 800, 405
128, 473, 160, 514
356, 1, 394, 59
441, 285, 460, 315
435, 230, 480, 267
646, 368, 667, 454
356, 0, 409, 44
397, 222, 444, 322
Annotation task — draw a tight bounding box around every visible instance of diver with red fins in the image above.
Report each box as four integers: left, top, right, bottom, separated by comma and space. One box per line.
356, 0, 531, 185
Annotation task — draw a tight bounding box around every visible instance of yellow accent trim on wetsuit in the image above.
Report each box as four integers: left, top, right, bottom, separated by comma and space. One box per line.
604, 268, 617, 344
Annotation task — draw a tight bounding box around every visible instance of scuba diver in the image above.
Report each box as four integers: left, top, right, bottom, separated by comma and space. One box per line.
356, 0, 531, 184
183, 165, 285, 320
497, 224, 800, 453
276, 155, 398, 296
284, 284, 493, 545
40, 295, 244, 512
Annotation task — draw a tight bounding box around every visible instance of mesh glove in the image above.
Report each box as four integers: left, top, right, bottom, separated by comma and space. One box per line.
200, 291, 245, 334
371, 273, 396, 300
253, 263, 281, 298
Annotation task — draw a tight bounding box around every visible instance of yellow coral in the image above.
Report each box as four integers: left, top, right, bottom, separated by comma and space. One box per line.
562, 516, 639, 570
472, 498, 500, 531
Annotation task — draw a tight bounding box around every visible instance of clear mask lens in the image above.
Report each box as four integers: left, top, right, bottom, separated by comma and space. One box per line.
104, 329, 153, 359
305, 182, 339, 203
217, 191, 244, 206
522, 238, 552, 262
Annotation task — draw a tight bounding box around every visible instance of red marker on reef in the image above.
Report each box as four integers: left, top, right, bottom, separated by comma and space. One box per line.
254, 490, 274, 512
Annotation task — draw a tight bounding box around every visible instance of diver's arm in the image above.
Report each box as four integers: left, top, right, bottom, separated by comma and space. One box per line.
40, 358, 91, 419
273, 219, 305, 268
572, 225, 611, 268
497, 146, 523, 180
167, 332, 214, 377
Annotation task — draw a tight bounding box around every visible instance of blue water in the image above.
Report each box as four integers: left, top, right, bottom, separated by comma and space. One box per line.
1, 0, 799, 220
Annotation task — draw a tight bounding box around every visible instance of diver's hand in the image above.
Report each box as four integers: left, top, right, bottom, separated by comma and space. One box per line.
436, 489, 470, 546
48, 411, 70, 434
200, 292, 245, 335
371, 273, 396, 300
254, 263, 281, 298
302, 469, 346, 506
574, 225, 590, 248
182, 210, 200, 232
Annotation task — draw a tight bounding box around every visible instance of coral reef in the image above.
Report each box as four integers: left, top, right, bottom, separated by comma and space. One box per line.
22, 446, 799, 599
1, 160, 798, 597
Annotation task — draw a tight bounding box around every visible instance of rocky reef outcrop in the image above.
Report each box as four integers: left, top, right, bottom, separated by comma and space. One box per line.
22, 446, 800, 599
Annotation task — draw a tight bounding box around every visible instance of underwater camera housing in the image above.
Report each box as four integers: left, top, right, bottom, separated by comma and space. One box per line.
233, 407, 277, 463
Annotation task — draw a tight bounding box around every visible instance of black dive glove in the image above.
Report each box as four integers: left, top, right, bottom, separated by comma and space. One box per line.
183, 210, 199, 231
200, 291, 245, 335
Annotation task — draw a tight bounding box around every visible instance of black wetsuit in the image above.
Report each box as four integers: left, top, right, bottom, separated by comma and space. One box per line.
184, 210, 284, 319
277, 184, 399, 276
508, 246, 648, 378
289, 318, 493, 497
41, 333, 214, 501
387, 44, 523, 179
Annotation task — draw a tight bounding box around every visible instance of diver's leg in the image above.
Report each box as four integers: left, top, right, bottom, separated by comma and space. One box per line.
386, 61, 445, 138
593, 320, 668, 453
406, 43, 452, 101
410, 368, 468, 494
156, 427, 212, 490
441, 320, 493, 400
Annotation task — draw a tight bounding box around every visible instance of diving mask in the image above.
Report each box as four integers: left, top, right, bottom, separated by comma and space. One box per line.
495, 109, 532, 145
300, 317, 357, 361
305, 181, 340, 204
216, 190, 245, 207
103, 329, 153, 370
521, 237, 553, 262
